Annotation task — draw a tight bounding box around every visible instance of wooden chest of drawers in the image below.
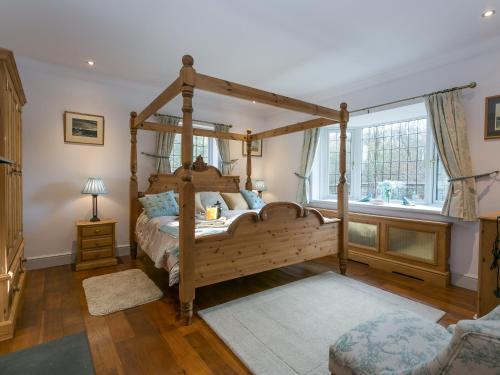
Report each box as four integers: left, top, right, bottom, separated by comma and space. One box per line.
76, 219, 118, 271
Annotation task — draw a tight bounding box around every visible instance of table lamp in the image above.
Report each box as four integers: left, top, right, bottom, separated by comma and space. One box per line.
252, 179, 267, 198
81, 177, 108, 222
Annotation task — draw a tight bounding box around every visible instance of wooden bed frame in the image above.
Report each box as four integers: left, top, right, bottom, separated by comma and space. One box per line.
130, 55, 349, 323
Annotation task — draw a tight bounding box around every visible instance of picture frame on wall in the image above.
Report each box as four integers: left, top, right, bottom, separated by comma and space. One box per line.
64, 111, 105, 145
242, 139, 263, 157
484, 95, 500, 140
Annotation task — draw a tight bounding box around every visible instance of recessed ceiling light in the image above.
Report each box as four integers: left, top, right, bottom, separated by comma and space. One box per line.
252, 100, 256, 104
86, 60, 95, 67
482, 9, 495, 18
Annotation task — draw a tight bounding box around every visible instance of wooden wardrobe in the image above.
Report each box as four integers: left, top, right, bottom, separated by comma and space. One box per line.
0, 48, 26, 341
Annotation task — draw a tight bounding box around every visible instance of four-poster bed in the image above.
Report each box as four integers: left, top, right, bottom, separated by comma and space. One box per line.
130, 55, 349, 323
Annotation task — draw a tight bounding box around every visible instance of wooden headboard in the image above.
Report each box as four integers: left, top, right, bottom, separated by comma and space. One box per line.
142, 166, 240, 195
133, 165, 241, 220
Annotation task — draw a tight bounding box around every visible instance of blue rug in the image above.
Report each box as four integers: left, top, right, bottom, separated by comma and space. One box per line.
0, 332, 95, 375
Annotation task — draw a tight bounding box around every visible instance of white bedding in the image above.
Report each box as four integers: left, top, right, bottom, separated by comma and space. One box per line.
136, 209, 259, 286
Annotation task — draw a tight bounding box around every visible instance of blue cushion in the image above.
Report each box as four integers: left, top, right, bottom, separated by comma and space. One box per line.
139, 191, 179, 218
240, 190, 265, 209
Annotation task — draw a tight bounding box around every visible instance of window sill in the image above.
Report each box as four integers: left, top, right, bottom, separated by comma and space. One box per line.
309, 199, 449, 221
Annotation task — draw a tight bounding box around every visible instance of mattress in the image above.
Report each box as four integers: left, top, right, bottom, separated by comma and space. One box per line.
136, 209, 259, 286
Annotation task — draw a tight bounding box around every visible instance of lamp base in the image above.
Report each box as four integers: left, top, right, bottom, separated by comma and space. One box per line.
90, 195, 101, 222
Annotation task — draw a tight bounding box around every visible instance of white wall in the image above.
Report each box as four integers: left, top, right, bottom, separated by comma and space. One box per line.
259, 48, 500, 289
19, 58, 265, 267
19, 46, 500, 288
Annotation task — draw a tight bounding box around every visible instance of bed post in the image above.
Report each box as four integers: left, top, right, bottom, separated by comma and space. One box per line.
130, 111, 138, 259
245, 129, 253, 190
178, 55, 196, 324
337, 103, 349, 275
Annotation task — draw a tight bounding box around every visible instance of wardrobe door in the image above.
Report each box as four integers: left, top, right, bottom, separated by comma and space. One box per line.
12, 85, 22, 261
4, 71, 15, 268
0, 48, 26, 341
0, 62, 6, 276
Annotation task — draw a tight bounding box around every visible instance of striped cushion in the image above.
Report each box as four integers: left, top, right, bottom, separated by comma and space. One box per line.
221, 192, 249, 210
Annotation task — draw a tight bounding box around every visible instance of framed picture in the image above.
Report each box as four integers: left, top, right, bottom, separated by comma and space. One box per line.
484, 95, 500, 140
242, 139, 263, 157
64, 111, 105, 145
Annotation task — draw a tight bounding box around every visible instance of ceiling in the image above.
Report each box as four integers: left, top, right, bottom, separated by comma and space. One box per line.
1, 0, 500, 115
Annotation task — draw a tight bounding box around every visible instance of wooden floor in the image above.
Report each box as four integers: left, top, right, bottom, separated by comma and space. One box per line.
0, 256, 476, 374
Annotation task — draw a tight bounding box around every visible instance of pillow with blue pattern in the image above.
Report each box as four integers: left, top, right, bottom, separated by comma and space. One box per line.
240, 190, 265, 209
139, 191, 179, 218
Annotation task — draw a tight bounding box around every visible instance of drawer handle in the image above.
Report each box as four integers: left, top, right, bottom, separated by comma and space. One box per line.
94, 229, 101, 233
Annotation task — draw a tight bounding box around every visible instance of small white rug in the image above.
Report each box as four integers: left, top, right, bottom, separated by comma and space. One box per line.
83, 269, 163, 316
199, 272, 445, 375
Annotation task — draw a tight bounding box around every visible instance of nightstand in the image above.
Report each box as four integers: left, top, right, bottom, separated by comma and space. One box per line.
76, 219, 118, 271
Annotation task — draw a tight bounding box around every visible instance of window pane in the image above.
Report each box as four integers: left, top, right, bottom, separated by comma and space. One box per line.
170, 132, 212, 171
434, 150, 449, 202
361, 118, 427, 201
327, 130, 351, 195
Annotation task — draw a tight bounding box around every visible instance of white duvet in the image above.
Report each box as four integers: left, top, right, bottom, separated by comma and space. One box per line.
136, 209, 259, 286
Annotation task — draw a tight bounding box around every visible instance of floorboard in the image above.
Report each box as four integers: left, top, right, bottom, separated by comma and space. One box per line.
0, 256, 476, 374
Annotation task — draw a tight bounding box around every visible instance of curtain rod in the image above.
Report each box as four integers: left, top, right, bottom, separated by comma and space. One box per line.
155, 113, 232, 128
350, 81, 477, 115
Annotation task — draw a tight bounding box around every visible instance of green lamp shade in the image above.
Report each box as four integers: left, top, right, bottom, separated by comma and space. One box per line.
81, 177, 108, 195
252, 179, 267, 191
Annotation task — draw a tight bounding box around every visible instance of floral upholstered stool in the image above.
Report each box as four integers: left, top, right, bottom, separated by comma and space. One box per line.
329, 307, 500, 375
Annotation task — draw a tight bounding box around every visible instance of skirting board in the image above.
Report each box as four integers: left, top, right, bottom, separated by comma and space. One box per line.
24, 247, 478, 291
26, 245, 130, 270
451, 272, 478, 291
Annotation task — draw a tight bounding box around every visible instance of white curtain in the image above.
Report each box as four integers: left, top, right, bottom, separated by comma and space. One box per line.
295, 128, 320, 205
214, 124, 233, 175
155, 114, 180, 173
425, 91, 477, 221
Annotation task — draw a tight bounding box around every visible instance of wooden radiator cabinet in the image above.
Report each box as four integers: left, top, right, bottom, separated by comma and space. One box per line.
477, 211, 500, 317
317, 209, 451, 287
0, 48, 26, 341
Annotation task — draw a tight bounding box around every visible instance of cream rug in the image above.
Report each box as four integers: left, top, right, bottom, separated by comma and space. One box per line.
199, 271, 445, 375
83, 269, 163, 316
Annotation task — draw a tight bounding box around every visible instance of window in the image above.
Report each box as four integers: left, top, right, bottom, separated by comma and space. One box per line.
360, 119, 427, 201
327, 131, 352, 195
170, 125, 218, 170
316, 114, 448, 206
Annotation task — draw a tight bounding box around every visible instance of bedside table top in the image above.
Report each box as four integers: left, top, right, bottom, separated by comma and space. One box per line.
479, 211, 500, 221
76, 219, 117, 226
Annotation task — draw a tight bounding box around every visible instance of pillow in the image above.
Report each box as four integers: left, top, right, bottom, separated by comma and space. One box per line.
221, 192, 249, 210
139, 191, 179, 218
240, 190, 265, 209
173, 192, 205, 213
195, 193, 205, 213
199, 192, 229, 211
